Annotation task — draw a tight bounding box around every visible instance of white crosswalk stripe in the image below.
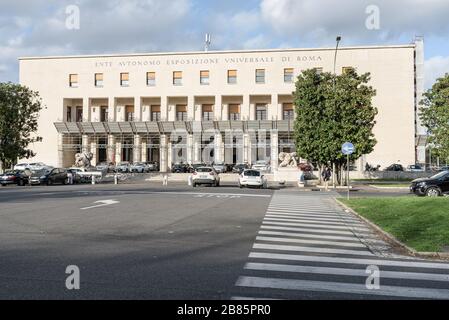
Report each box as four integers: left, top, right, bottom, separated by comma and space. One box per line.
233, 191, 449, 300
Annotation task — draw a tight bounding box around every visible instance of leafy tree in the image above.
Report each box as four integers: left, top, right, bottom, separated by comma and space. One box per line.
0, 82, 43, 171
293, 69, 378, 184
419, 74, 449, 162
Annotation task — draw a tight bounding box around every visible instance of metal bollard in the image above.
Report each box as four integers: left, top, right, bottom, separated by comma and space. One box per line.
114, 174, 118, 185
91, 176, 95, 185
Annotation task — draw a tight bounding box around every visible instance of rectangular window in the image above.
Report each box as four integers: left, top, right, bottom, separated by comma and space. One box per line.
125, 105, 134, 121
120, 73, 129, 86
229, 104, 240, 120
256, 104, 267, 120
342, 67, 355, 74
75, 106, 83, 122
151, 105, 161, 121
173, 71, 182, 86
256, 69, 265, 84
284, 68, 294, 83
176, 105, 187, 121
200, 70, 210, 85
147, 72, 156, 86
69, 74, 78, 87
227, 70, 237, 84
66, 106, 72, 122
95, 73, 103, 87
202, 104, 214, 121
100, 106, 108, 122
283, 103, 294, 120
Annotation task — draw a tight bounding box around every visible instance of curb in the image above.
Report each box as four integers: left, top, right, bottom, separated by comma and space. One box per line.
334, 199, 449, 261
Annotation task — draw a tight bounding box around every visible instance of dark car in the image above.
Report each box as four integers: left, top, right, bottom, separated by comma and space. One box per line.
410, 171, 449, 197
66, 169, 82, 184
384, 164, 404, 172
0, 170, 29, 186
38, 168, 68, 185
171, 163, 189, 173
232, 163, 250, 174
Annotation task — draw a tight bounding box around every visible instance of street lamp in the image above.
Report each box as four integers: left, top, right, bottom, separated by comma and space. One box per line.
333, 36, 341, 188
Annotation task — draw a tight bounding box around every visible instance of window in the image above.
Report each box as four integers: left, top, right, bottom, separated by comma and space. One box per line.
95, 73, 103, 87
176, 105, 187, 121
147, 72, 156, 86
256, 69, 265, 84
69, 74, 78, 87
256, 104, 267, 120
227, 70, 237, 84
100, 106, 108, 122
229, 104, 240, 120
66, 106, 72, 122
342, 67, 355, 74
151, 105, 161, 121
283, 103, 294, 120
200, 70, 210, 85
125, 105, 134, 121
75, 106, 83, 122
284, 68, 294, 83
120, 73, 129, 86
173, 71, 182, 85
202, 105, 214, 121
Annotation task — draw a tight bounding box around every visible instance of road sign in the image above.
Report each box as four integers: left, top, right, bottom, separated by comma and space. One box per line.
342, 142, 355, 155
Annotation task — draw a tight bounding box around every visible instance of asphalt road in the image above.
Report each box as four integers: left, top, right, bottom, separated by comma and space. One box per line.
0, 182, 273, 299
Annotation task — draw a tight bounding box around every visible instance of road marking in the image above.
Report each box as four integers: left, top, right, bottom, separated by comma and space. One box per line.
264, 217, 365, 227
245, 262, 449, 282
249, 252, 449, 270
255, 236, 367, 248
262, 222, 369, 234
236, 276, 449, 299
265, 214, 361, 224
258, 230, 372, 242
146, 191, 272, 198
253, 243, 374, 256
80, 199, 120, 210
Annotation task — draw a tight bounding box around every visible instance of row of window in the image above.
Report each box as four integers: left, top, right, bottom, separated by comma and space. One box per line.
66, 104, 295, 122
68, 67, 335, 88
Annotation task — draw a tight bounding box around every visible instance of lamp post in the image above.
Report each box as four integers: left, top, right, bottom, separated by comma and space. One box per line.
333, 36, 341, 188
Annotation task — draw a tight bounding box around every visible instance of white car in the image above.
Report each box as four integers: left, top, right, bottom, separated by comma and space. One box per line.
28, 162, 49, 171
192, 167, 220, 187
252, 160, 271, 172
239, 169, 267, 189
14, 163, 29, 170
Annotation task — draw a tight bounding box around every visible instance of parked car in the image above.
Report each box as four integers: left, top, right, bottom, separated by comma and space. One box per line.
252, 160, 271, 172
66, 169, 82, 184
213, 163, 226, 174
192, 167, 220, 187
96, 162, 115, 173
384, 164, 404, 172
37, 168, 68, 185
130, 162, 147, 173
407, 164, 425, 172
116, 162, 131, 173
145, 162, 159, 172
238, 169, 267, 189
232, 163, 250, 174
13, 163, 29, 171
410, 171, 449, 197
28, 162, 50, 171
0, 170, 29, 186
439, 166, 449, 172
171, 163, 189, 173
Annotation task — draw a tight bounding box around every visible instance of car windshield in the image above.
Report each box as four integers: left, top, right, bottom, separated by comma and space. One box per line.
197, 168, 212, 173
244, 170, 261, 177
431, 171, 449, 179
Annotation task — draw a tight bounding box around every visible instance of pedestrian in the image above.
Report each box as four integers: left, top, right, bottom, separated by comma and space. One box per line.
322, 166, 332, 191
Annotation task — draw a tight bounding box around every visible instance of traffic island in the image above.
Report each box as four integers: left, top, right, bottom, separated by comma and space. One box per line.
336, 197, 449, 259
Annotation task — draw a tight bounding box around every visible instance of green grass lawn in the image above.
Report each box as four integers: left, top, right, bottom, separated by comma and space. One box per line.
340, 197, 449, 252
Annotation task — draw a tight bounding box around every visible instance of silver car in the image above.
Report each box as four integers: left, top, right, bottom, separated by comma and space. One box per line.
116, 162, 131, 173
252, 160, 271, 172
130, 162, 147, 173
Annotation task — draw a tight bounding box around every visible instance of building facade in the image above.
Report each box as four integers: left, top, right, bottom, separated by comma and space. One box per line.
18, 40, 425, 172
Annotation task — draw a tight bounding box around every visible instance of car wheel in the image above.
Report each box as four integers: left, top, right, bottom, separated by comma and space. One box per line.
239, 183, 243, 189
426, 187, 441, 197
192, 183, 196, 188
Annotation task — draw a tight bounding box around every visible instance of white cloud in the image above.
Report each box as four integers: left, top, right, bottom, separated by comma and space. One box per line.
425, 56, 449, 88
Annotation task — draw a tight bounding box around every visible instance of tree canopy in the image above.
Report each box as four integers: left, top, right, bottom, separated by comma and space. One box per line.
0, 82, 43, 170
419, 73, 449, 162
293, 68, 378, 181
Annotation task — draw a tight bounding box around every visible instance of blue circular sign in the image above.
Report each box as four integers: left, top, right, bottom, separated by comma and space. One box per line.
342, 142, 355, 155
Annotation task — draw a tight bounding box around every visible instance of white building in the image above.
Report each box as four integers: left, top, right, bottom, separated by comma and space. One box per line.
18, 40, 426, 172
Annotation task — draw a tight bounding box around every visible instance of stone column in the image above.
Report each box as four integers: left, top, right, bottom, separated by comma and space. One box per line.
116, 105, 125, 122
82, 98, 90, 122
243, 133, 251, 164
82, 134, 90, 153
214, 133, 223, 163
214, 95, 222, 121
271, 94, 279, 120
115, 140, 122, 164
187, 134, 194, 164
161, 96, 168, 121
249, 103, 256, 121
107, 135, 116, 164
222, 104, 229, 121
90, 140, 97, 166
134, 96, 141, 122
141, 140, 148, 162
133, 135, 142, 163
57, 133, 64, 168
108, 97, 115, 122
193, 134, 201, 163
187, 96, 195, 121
270, 130, 279, 173
159, 134, 168, 172
242, 95, 250, 121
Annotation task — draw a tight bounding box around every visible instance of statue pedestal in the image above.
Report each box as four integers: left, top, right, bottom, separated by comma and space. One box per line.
274, 167, 301, 182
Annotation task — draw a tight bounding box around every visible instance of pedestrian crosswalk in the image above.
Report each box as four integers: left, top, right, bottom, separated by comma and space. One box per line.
232, 191, 449, 300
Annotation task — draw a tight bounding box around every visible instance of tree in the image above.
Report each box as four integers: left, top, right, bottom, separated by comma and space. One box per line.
293, 69, 378, 184
419, 74, 449, 163
0, 82, 43, 171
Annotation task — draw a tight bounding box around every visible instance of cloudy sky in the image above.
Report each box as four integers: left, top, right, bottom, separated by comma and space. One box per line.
1, 0, 449, 87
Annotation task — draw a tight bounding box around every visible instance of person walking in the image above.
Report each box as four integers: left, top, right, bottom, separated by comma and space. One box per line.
322, 166, 332, 191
